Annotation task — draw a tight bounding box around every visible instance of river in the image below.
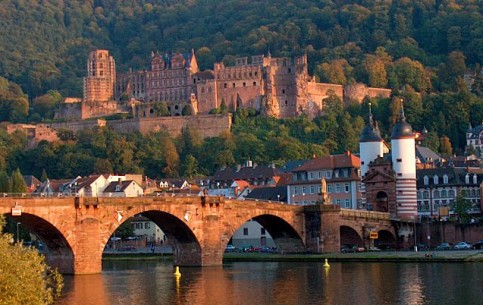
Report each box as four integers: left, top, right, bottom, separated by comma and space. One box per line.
57, 260, 482, 305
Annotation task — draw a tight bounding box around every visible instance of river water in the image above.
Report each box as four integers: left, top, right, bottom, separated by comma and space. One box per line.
57, 260, 482, 305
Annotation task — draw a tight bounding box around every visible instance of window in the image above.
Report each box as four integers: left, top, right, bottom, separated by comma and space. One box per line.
309, 172, 314, 180
145, 222, 150, 229
335, 184, 341, 193
344, 199, 350, 208
253, 81, 257, 86
433, 175, 439, 184
336, 199, 341, 206
294, 186, 298, 195
261, 228, 266, 235
327, 184, 332, 193
397, 158, 402, 162
344, 183, 350, 193
310, 185, 315, 194
424, 176, 429, 185
243, 228, 248, 236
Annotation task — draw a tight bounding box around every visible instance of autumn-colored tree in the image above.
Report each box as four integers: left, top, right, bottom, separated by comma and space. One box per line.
0, 216, 63, 305
439, 135, 453, 157
363, 55, 388, 88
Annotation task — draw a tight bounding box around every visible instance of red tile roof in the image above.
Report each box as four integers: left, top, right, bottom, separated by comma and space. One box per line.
294, 151, 360, 172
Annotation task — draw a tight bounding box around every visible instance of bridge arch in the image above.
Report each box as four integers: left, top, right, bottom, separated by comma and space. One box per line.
340, 225, 363, 246
227, 213, 306, 253
142, 210, 201, 266
5, 213, 74, 274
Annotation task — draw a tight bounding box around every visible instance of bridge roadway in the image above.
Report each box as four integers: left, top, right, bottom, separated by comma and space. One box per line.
0, 195, 395, 274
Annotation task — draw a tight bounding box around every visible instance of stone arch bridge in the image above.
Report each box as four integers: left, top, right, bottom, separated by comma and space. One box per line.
0, 196, 395, 274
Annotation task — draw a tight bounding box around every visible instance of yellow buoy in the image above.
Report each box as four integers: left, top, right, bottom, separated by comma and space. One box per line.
323, 258, 330, 268
174, 266, 182, 277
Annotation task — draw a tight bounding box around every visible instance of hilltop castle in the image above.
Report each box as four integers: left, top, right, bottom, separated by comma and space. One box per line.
56, 49, 390, 121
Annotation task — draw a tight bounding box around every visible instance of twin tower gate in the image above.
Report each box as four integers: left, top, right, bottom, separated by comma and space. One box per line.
0, 196, 394, 274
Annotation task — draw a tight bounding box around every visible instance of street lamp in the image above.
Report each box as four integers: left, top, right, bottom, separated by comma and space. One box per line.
16, 222, 20, 243
413, 216, 418, 252
277, 194, 280, 203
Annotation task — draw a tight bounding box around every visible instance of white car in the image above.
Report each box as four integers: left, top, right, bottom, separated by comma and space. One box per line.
453, 242, 472, 250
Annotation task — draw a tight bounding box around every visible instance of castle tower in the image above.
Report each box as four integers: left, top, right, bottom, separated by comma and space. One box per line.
391, 103, 417, 219
359, 103, 384, 209
83, 50, 116, 103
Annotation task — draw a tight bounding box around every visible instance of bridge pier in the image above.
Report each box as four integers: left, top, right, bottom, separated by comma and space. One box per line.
72, 217, 104, 274
304, 204, 341, 253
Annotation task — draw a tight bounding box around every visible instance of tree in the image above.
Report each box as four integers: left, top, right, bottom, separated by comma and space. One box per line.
439, 135, 453, 157
0, 216, 63, 305
10, 168, 26, 193
180, 154, 199, 179
40, 169, 48, 183
114, 220, 135, 240
451, 194, 472, 224
31, 90, 63, 119
0, 171, 10, 193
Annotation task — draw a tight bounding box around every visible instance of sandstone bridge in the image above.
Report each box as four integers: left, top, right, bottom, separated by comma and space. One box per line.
0, 196, 395, 274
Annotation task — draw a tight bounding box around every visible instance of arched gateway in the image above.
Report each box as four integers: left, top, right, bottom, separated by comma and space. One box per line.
1, 196, 394, 274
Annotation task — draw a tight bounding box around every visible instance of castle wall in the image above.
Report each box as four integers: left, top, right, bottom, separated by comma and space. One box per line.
107, 114, 232, 138
50, 119, 106, 133
366, 87, 392, 99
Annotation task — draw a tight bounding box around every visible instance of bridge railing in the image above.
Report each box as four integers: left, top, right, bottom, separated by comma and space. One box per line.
340, 208, 390, 221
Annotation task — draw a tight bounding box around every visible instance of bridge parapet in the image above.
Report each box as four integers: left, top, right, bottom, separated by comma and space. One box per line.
340, 209, 390, 221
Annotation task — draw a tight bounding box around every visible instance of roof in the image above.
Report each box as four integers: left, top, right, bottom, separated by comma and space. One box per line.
279, 160, 306, 172
213, 165, 282, 181
294, 152, 360, 172
467, 123, 483, 139
391, 107, 413, 139
360, 107, 383, 142
104, 180, 137, 192
245, 186, 287, 202
416, 146, 443, 164
416, 168, 483, 188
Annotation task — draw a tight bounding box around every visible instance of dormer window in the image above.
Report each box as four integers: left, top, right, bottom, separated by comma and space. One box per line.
443, 174, 448, 184
465, 174, 470, 184
115, 185, 121, 192
423, 176, 429, 185
433, 175, 439, 184
473, 174, 477, 184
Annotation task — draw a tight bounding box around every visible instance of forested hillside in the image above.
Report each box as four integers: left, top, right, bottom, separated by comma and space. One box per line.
0, 0, 481, 97
0, 0, 482, 179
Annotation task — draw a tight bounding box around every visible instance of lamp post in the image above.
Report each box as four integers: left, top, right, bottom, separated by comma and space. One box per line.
277, 194, 280, 203
413, 216, 418, 252
16, 222, 20, 243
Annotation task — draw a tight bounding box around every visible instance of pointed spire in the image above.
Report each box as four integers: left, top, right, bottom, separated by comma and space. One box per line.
368, 102, 374, 128
398, 99, 406, 123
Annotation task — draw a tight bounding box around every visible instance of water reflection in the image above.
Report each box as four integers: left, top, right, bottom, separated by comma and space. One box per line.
57, 261, 483, 305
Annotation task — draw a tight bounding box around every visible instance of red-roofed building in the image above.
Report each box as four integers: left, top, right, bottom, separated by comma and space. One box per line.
287, 151, 361, 208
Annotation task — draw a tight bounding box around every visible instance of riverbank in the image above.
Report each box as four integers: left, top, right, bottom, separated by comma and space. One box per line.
223, 250, 483, 263
102, 250, 483, 263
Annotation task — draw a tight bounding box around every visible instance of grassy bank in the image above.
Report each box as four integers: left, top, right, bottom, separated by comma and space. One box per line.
102, 250, 483, 263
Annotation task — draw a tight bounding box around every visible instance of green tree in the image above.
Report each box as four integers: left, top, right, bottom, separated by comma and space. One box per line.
0, 216, 63, 305
40, 169, 48, 183
10, 168, 26, 193
31, 90, 63, 119
0, 171, 10, 193
451, 194, 472, 224
114, 220, 135, 240
181, 154, 199, 179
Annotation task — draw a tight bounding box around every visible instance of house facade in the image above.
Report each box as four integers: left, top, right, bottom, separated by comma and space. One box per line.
287, 151, 361, 207
416, 168, 483, 218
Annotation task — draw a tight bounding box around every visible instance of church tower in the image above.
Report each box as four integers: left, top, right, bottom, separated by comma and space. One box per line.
359, 103, 384, 209
391, 103, 417, 219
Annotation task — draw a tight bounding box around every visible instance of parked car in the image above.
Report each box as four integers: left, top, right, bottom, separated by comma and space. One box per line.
341, 245, 356, 253
341, 244, 365, 253
225, 244, 236, 252
471, 240, 483, 250
453, 242, 472, 250
435, 242, 452, 250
